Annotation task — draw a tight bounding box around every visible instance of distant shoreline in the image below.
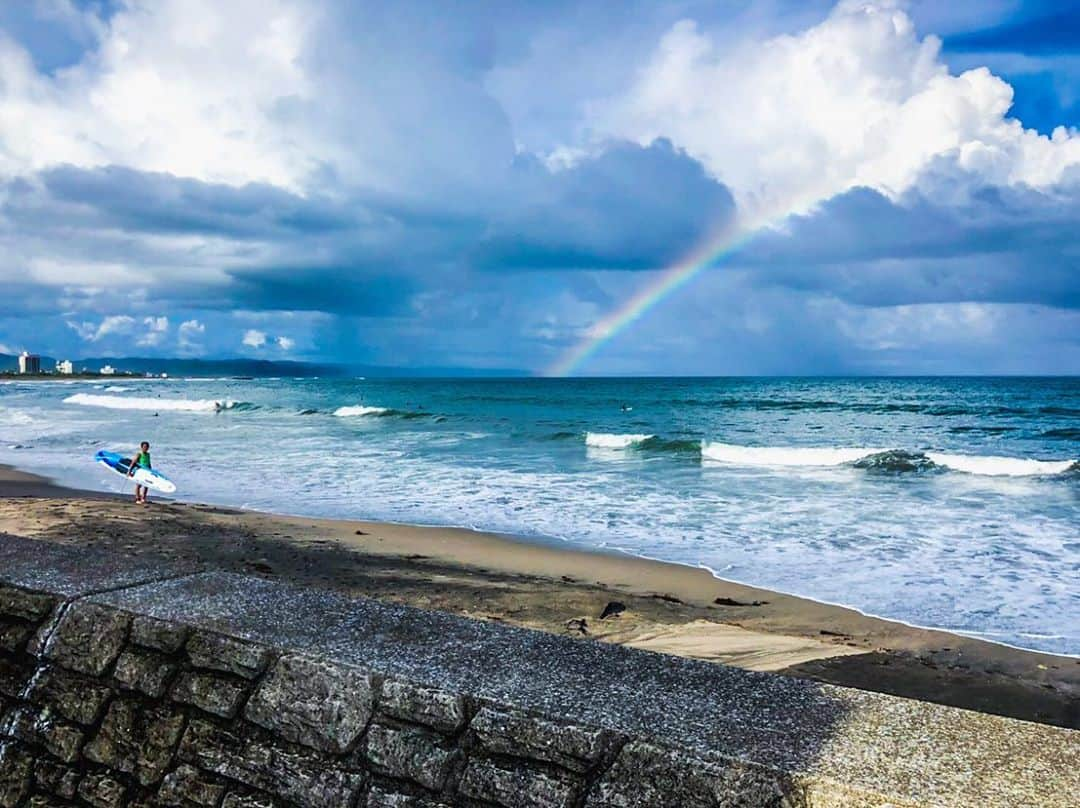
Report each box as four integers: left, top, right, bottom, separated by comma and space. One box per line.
1, 373, 153, 380
1, 462, 1076, 728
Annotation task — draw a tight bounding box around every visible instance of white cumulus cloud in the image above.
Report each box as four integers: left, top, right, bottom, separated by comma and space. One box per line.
177, 318, 205, 340
0, 0, 515, 196
593, 0, 1080, 217
67, 314, 136, 342
242, 329, 267, 348
275, 336, 295, 351
136, 315, 169, 347
0, 0, 316, 188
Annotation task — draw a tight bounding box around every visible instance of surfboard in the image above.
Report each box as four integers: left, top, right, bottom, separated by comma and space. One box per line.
95, 450, 177, 493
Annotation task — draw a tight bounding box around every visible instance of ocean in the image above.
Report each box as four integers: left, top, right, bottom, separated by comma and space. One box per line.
1, 376, 1077, 655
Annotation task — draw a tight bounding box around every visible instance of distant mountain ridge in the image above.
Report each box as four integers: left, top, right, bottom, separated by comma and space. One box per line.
0, 354, 525, 378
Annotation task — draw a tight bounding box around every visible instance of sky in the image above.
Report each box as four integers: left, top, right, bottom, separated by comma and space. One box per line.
0, 0, 1077, 375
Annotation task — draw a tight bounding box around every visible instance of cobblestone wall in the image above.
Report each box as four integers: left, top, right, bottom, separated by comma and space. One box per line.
0, 584, 799, 808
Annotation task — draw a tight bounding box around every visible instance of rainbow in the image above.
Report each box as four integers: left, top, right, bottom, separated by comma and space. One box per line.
546, 197, 801, 377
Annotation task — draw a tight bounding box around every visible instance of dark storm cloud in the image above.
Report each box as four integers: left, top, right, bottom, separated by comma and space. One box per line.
740, 182, 1080, 309
473, 139, 736, 270
0, 139, 737, 318
224, 265, 418, 315
34, 165, 355, 237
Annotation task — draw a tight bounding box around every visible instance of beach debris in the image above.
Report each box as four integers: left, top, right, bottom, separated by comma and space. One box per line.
354, 529, 368, 535
565, 618, 589, 635
650, 593, 684, 604
599, 601, 626, 620
713, 597, 768, 607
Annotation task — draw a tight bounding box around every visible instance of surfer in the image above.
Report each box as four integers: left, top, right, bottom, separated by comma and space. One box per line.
127, 441, 152, 505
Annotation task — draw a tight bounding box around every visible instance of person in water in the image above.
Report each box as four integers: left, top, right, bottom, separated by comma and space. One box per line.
127, 441, 152, 504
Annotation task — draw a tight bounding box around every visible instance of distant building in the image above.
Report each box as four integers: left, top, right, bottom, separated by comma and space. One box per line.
100, 365, 116, 375
18, 352, 40, 374
56, 359, 74, 375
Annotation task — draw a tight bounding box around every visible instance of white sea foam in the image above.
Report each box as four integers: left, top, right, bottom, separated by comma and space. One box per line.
0, 409, 33, 426
585, 432, 654, 449
701, 442, 883, 466
63, 393, 240, 412
702, 442, 1076, 477
333, 405, 389, 417
104, 386, 131, 392
927, 453, 1075, 477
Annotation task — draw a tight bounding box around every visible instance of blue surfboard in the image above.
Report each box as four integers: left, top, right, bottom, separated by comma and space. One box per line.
95, 450, 177, 493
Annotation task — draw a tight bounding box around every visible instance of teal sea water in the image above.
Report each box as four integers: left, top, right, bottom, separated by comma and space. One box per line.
2, 376, 1077, 654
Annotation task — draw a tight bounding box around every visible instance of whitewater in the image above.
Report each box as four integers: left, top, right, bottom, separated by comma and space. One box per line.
64, 393, 242, 412
2, 375, 1077, 655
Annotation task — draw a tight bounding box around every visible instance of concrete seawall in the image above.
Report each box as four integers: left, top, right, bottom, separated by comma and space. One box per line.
0, 532, 1076, 807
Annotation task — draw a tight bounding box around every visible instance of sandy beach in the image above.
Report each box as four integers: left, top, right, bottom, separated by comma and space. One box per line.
0, 464, 1075, 729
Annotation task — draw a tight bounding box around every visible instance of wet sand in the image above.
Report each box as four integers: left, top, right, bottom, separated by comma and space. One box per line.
1, 464, 1075, 728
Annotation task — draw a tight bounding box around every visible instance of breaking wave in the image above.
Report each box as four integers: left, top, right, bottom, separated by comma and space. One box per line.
332, 405, 429, 419
925, 453, 1077, 477
585, 432, 654, 449
578, 432, 702, 455
701, 443, 881, 467
333, 405, 390, 417
701, 442, 1076, 477
0, 409, 34, 426
63, 393, 247, 413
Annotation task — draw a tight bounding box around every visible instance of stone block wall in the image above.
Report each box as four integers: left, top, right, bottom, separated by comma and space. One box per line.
0, 587, 789, 808
0, 534, 1076, 808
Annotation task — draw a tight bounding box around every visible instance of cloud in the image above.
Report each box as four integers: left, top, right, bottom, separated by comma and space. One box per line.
736, 180, 1080, 308
0, 136, 736, 326
0, 0, 315, 188
594, 1, 1080, 217
177, 319, 206, 353
63, 312, 170, 348
474, 139, 735, 270
0, 0, 518, 196
136, 315, 169, 347
0, 1, 1076, 373
34, 164, 355, 237
178, 319, 205, 337
557, 266, 1080, 375
67, 314, 136, 342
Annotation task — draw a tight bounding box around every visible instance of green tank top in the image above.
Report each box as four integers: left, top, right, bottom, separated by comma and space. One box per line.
136, 451, 151, 469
